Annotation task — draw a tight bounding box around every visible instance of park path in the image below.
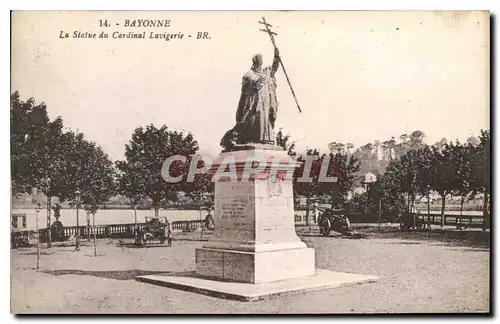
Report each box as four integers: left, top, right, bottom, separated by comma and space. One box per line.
11, 233, 489, 314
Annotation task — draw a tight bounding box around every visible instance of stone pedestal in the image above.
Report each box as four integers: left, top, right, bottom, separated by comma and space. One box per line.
195, 146, 315, 283
137, 144, 379, 300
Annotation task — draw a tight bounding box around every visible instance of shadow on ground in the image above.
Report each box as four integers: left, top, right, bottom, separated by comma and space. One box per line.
297, 225, 490, 249
299, 233, 367, 239
114, 234, 211, 248
172, 237, 210, 242
353, 225, 490, 249
42, 269, 196, 281
115, 242, 174, 249
19, 251, 56, 256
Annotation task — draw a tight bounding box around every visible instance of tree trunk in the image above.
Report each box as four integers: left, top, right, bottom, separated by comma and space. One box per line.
459, 196, 464, 228
305, 196, 310, 227
35, 199, 40, 270
440, 194, 446, 227
427, 193, 431, 224
482, 191, 489, 231
411, 195, 416, 228
134, 205, 138, 239
76, 202, 79, 228
407, 193, 411, 227
75, 204, 80, 251
92, 213, 97, 257
154, 208, 159, 218
46, 196, 52, 248
86, 211, 91, 241
377, 199, 382, 230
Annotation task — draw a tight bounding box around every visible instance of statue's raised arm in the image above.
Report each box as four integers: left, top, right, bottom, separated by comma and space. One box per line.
271, 47, 280, 77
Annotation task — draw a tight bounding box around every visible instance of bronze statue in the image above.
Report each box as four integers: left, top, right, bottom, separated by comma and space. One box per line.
220, 48, 280, 150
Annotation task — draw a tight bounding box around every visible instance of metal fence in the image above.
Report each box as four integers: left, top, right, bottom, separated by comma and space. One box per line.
37, 219, 206, 241
293, 212, 488, 228
34, 211, 487, 242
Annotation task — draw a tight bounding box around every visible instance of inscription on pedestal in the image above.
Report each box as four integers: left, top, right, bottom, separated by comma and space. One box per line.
214, 182, 255, 242
255, 178, 296, 245
220, 200, 246, 218
267, 180, 283, 197
197, 149, 313, 283
257, 196, 293, 243
218, 197, 252, 225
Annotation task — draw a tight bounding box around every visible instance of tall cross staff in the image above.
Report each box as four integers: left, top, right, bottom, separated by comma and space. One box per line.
259, 17, 302, 113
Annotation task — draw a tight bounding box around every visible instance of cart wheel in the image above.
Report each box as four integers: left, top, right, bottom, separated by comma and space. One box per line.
22, 236, 29, 247
11, 234, 17, 249
318, 216, 331, 236
135, 232, 145, 247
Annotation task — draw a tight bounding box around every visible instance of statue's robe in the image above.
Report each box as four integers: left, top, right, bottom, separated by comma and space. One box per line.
221, 59, 279, 149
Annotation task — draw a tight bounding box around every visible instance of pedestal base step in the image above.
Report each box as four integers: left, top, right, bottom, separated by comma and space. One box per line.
195, 247, 315, 283
136, 269, 378, 302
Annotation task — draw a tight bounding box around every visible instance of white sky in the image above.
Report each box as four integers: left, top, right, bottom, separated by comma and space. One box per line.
11, 11, 490, 160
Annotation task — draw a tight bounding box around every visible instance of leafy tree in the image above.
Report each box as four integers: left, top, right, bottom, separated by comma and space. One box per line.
118, 125, 199, 218
116, 158, 147, 233
293, 149, 321, 226
373, 140, 380, 161
55, 131, 93, 201
378, 148, 423, 227
293, 148, 360, 225
79, 144, 116, 213
470, 130, 490, 230
10, 91, 52, 195
378, 171, 407, 222
357, 143, 374, 162
408, 130, 425, 151
13, 93, 70, 247
448, 141, 474, 223
78, 143, 116, 256
344, 192, 371, 220
275, 128, 296, 156
391, 130, 425, 159
328, 141, 345, 155
395, 133, 409, 158
11, 91, 32, 195
352, 142, 379, 174
345, 143, 355, 157
11, 92, 100, 246
181, 155, 214, 208
401, 150, 419, 214
467, 136, 480, 147
381, 137, 396, 161
433, 138, 448, 153
430, 143, 455, 227
415, 145, 434, 223
319, 152, 360, 208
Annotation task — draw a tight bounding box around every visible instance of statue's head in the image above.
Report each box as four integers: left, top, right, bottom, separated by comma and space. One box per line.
252, 53, 263, 69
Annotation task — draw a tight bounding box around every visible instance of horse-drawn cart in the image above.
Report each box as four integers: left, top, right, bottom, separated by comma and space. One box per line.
135, 216, 172, 247
318, 208, 359, 237
11, 213, 33, 248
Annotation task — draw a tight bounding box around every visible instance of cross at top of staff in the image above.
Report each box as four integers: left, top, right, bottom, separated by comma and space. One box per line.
258, 17, 303, 113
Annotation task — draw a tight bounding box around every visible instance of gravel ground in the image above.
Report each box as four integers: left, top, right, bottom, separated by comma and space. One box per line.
11, 227, 490, 314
